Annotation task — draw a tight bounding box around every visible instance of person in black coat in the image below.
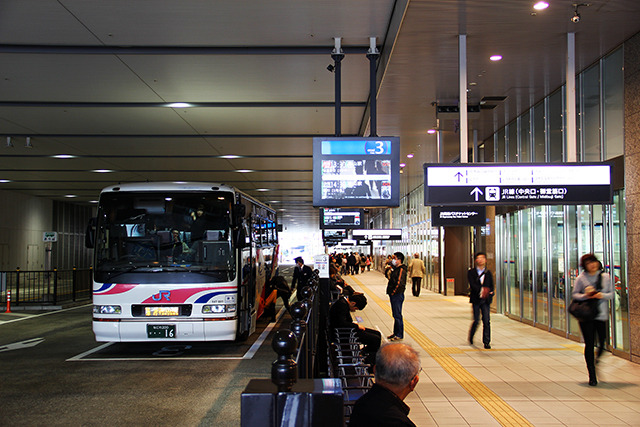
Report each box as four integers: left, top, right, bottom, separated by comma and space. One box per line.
291, 256, 313, 291
467, 252, 494, 349
349, 342, 420, 427
329, 293, 381, 365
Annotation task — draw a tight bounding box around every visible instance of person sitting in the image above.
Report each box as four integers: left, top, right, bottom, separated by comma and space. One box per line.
349, 342, 421, 427
329, 292, 381, 366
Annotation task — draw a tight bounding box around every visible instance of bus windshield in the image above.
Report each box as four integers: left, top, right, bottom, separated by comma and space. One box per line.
94, 191, 236, 283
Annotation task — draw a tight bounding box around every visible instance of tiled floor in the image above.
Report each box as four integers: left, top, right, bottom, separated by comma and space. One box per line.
342, 270, 640, 427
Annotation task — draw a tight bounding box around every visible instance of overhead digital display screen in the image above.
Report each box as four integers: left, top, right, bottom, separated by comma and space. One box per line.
323, 229, 347, 242
424, 162, 612, 206
432, 206, 486, 226
320, 208, 364, 229
313, 137, 400, 208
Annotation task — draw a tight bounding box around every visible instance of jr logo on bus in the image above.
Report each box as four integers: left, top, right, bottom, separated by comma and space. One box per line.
152, 291, 171, 301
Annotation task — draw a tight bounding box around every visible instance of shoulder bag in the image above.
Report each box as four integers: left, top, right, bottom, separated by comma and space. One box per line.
568, 273, 602, 322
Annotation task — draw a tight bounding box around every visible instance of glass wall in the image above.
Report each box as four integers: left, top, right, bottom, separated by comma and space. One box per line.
485, 46, 629, 354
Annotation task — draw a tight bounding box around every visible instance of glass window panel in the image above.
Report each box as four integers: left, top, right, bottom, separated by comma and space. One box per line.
549, 206, 565, 330
519, 111, 531, 162
604, 47, 624, 160
508, 121, 518, 162
535, 206, 548, 326
533, 102, 546, 162
508, 213, 520, 317
580, 63, 601, 161
521, 209, 533, 321
566, 206, 580, 336
548, 89, 564, 162
611, 190, 629, 351
497, 129, 506, 162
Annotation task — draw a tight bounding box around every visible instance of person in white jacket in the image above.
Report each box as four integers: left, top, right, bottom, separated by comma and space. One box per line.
408, 253, 425, 297
571, 253, 613, 386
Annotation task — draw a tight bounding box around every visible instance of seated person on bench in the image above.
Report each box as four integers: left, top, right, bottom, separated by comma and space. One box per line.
329, 292, 381, 366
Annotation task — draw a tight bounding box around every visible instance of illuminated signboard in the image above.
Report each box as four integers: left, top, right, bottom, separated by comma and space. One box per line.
424, 163, 612, 206
313, 137, 400, 208
352, 229, 402, 241
319, 208, 364, 229
431, 206, 486, 226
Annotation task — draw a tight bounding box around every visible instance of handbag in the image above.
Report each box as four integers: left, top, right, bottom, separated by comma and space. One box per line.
569, 273, 602, 321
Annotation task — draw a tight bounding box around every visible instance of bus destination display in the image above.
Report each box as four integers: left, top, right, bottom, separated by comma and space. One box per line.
313, 137, 400, 208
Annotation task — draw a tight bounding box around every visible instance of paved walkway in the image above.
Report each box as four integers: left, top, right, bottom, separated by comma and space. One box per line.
343, 270, 640, 427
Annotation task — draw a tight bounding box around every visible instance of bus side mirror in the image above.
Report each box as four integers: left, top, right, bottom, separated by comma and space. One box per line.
233, 227, 247, 249
85, 217, 97, 249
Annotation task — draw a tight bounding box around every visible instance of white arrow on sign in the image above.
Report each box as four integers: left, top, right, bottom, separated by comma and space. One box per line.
470, 187, 483, 201
0, 337, 45, 353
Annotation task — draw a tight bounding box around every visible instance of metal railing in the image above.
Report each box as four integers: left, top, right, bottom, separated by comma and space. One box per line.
0, 268, 92, 306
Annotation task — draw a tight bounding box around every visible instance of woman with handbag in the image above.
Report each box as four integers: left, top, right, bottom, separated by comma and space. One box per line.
571, 253, 613, 386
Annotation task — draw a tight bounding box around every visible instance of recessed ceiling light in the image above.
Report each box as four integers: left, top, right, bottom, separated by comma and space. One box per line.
427, 129, 437, 134
256, 188, 270, 192
533, 1, 549, 10
490, 55, 503, 61
236, 169, 254, 173
53, 154, 77, 159
64, 194, 77, 198
220, 155, 242, 159
0, 179, 11, 183
400, 163, 406, 168
407, 153, 414, 159
167, 102, 192, 108
90, 200, 98, 203
92, 169, 114, 173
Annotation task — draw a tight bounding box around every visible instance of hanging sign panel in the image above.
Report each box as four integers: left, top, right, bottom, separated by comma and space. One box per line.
432, 206, 486, 226
424, 162, 612, 206
352, 229, 402, 240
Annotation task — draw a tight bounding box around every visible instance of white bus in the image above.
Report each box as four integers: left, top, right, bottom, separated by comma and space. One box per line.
87, 182, 278, 342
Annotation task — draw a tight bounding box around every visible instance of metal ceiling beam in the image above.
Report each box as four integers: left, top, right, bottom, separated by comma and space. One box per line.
0, 44, 372, 55
0, 101, 366, 108
1, 133, 359, 138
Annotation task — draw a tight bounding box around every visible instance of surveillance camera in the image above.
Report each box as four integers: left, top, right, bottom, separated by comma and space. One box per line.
571, 13, 580, 23
327, 64, 335, 72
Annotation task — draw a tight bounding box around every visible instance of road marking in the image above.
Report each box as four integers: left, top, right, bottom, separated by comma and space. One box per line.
350, 276, 534, 427
0, 337, 45, 353
0, 303, 92, 325
67, 307, 286, 362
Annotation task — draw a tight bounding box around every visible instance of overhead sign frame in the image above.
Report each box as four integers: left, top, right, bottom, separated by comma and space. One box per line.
424, 162, 613, 206
352, 229, 402, 240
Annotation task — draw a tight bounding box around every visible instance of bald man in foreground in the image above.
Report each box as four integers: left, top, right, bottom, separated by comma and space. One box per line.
349, 342, 420, 427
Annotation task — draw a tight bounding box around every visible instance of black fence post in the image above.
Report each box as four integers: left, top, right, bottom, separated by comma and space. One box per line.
290, 301, 308, 379
15, 268, 20, 305
53, 268, 58, 305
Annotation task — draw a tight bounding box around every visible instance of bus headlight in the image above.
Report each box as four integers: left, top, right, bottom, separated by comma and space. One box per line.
93, 305, 122, 314
202, 304, 236, 314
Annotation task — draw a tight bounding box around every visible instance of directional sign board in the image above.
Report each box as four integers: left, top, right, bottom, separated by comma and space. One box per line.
424, 163, 612, 206
352, 229, 402, 240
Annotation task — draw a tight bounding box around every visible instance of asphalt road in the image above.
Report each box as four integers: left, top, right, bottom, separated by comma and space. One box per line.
0, 304, 282, 427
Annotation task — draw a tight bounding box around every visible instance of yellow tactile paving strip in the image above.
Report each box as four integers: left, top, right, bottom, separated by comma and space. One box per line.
351, 276, 534, 427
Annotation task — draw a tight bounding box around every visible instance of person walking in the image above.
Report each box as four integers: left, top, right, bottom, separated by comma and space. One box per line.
408, 253, 425, 297
386, 252, 407, 341
468, 252, 494, 349
572, 253, 613, 386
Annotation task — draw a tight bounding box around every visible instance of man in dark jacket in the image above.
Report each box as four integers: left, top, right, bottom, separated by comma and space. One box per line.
386, 252, 407, 341
329, 292, 381, 365
291, 256, 313, 291
349, 342, 420, 427
468, 252, 494, 349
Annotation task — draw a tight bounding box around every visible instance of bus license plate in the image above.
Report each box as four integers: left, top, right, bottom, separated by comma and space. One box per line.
147, 324, 176, 339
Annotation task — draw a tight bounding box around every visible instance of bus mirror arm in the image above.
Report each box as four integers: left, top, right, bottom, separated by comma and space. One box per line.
232, 203, 246, 228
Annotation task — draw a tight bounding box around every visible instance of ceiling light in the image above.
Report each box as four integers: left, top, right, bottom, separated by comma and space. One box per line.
92, 169, 114, 173
64, 194, 77, 198
5, 137, 13, 148
490, 55, 503, 61
220, 155, 242, 159
53, 154, 77, 159
0, 179, 11, 183
25, 137, 33, 148
167, 103, 192, 108
407, 153, 414, 159
427, 129, 437, 134
90, 200, 98, 203
173, 181, 188, 184
256, 188, 270, 192
533, 1, 549, 10
400, 163, 406, 168
236, 169, 254, 173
